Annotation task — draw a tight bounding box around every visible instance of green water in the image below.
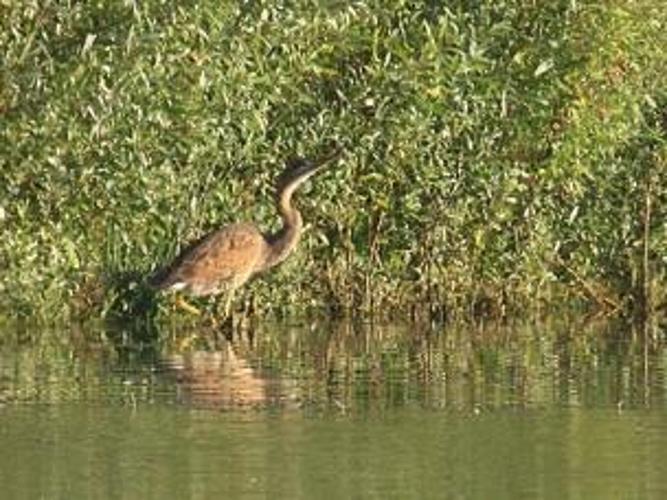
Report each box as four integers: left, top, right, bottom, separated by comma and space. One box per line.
1, 320, 666, 499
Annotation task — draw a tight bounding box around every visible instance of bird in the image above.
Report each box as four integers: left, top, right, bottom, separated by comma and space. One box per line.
149, 146, 342, 319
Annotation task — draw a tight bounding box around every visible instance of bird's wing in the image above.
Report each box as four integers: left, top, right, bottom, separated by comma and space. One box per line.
153, 224, 265, 293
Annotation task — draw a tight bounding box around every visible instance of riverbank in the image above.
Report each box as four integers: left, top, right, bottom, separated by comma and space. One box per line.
1, 1, 665, 322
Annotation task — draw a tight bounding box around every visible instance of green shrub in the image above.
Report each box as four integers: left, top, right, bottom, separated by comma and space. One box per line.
1, 1, 665, 322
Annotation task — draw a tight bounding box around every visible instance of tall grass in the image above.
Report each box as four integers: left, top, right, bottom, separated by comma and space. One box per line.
1, 1, 665, 322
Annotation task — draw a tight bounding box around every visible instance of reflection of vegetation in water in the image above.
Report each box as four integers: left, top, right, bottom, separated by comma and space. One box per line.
0, 323, 155, 406
244, 320, 667, 413
1, 320, 665, 412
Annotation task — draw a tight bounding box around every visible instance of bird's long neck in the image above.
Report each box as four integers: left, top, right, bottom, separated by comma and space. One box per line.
262, 182, 303, 270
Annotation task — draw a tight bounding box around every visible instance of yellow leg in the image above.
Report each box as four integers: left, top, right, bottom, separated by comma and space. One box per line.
210, 290, 236, 333
223, 289, 236, 318
175, 295, 201, 316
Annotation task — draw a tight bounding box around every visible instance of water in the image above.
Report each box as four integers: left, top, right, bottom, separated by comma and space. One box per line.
1, 320, 666, 499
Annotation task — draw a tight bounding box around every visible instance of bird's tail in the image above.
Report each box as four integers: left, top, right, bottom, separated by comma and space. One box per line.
146, 267, 175, 290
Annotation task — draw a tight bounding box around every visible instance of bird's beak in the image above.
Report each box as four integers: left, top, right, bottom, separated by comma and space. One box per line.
312, 145, 343, 169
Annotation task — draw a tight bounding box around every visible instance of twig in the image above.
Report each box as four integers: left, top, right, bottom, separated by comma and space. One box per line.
641, 172, 653, 321
550, 256, 622, 312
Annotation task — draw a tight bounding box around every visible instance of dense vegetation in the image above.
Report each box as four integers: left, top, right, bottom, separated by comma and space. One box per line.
1, 1, 665, 323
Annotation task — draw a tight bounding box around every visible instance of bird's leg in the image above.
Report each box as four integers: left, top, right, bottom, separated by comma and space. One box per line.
224, 289, 236, 318
172, 295, 204, 351
213, 289, 236, 336
175, 294, 202, 316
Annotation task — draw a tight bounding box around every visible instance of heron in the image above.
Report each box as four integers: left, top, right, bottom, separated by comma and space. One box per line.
149, 147, 342, 320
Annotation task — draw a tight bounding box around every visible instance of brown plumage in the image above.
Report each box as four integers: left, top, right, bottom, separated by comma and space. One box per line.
150, 148, 341, 314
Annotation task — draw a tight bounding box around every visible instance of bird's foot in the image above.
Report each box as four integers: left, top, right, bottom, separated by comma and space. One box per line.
175, 296, 202, 316
177, 333, 198, 351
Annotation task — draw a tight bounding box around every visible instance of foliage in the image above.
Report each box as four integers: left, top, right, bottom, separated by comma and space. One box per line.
1, 0, 665, 322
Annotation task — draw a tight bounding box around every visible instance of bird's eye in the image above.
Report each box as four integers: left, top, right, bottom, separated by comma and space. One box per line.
288, 159, 308, 172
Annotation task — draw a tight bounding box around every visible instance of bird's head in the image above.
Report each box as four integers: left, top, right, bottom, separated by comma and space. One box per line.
276, 146, 343, 194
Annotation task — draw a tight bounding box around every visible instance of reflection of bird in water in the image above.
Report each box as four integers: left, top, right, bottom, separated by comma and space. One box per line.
162, 344, 271, 409
149, 147, 342, 318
